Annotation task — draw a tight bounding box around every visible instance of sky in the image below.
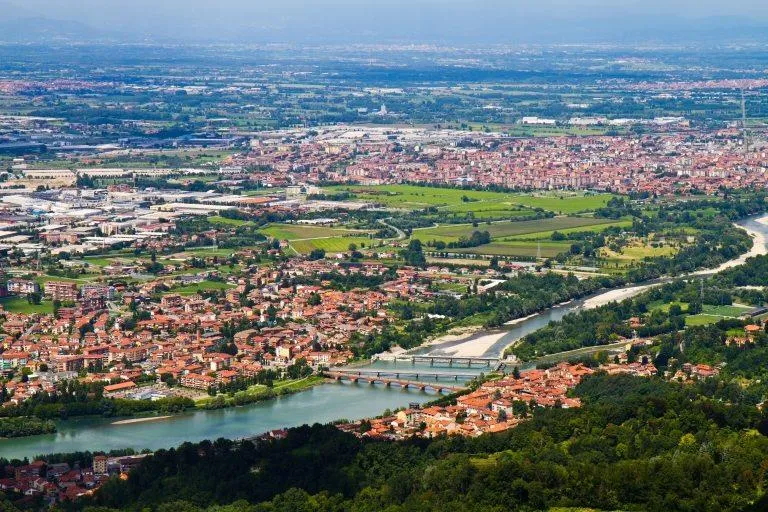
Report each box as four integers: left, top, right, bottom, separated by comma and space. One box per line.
4, 0, 768, 44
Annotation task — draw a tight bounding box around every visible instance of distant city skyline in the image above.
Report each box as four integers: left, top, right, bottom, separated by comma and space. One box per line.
3, 0, 768, 44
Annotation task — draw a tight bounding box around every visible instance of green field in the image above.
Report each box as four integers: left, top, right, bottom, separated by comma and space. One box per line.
503, 220, 632, 240
413, 217, 616, 243
208, 216, 253, 227
327, 184, 613, 216
503, 193, 613, 214
452, 241, 569, 258
685, 314, 723, 327
260, 223, 368, 241
0, 297, 54, 314
701, 304, 753, 317
290, 237, 380, 254
601, 244, 678, 262
171, 280, 236, 295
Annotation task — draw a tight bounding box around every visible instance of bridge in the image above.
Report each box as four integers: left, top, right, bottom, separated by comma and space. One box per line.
374, 355, 501, 369
325, 371, 466, 393
327, 367, 479, 381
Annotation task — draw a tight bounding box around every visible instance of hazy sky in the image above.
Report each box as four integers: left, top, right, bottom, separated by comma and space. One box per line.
5, 0, 768, 43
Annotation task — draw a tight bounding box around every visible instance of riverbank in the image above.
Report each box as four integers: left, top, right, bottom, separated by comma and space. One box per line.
1, 377, 326, 440
691, 214, 768, 275
196, 376, 325, 409
0, 380, 441, 461
417, 214, 768, 360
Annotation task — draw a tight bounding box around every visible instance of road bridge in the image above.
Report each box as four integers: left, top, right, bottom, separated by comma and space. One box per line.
327, 368, 479, 381
325, 371, 466, 393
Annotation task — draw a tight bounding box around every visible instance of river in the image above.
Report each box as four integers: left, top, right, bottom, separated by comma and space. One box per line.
0, 382, 440, 460
408, 214, 768, 359
1, 215, 766, 460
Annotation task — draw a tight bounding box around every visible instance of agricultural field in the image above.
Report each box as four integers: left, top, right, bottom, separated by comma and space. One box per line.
260, 223, 369, 241
600, 242, 679, 266
503, 192, 614, 214
289, 237, 380, 255
412, 217, 618, 244
327, 184, 613, 216
503, 219, 632, 240
453, 241, 569, 258
208, 216, 254, 227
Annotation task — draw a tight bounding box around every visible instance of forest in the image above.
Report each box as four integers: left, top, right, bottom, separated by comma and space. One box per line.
29, 373, 767, 512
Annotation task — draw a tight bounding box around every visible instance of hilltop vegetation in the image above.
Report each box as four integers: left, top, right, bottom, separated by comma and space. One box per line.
59, 373, 768, 512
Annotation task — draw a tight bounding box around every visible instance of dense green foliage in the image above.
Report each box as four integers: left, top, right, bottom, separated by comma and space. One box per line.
0, 380, 194, 421
0, 416, 56, 438
73, 374, 768, 512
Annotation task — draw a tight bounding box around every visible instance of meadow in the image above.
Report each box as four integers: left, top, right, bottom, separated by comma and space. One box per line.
260, 223, 369, 241
0, 297, 54, 314
413, 217, 617, 243
289, 237, 380, 255
171, 280, 236, 295
452, 241, 569, 258
327, 184, 613, 216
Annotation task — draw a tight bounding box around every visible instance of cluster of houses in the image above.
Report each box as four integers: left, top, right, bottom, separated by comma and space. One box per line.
0, 257, 499, 403
229, 126, 768, 196
0, 455, 147, 506
341, 360, 672, 440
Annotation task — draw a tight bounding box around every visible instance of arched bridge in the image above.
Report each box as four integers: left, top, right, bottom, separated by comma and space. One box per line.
325, 371, 466, 393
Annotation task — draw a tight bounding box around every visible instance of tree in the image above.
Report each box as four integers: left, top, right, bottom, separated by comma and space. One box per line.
400, 239, 426, 267
308, 248, 326, 260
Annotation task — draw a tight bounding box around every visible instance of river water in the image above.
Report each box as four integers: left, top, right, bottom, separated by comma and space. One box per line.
0, 383, 439, 460
1, 216, 766, 460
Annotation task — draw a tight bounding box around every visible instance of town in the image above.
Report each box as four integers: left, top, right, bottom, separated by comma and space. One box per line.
1, 6, 768, 509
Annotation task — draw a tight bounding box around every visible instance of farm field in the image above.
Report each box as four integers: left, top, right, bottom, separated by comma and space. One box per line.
452, 241, 569, 258
208, 216, 253, 227
503, 219, 632, 240
412, 217, 617, 243
289, 237, 381, 255
260, 223, 368, 241
171, 280, 235, 295
600, 243, 678, 262
327, 184, 613, 216
504, 193, 613, 214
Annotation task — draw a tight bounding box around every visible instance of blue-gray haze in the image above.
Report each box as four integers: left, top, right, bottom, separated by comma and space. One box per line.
2, 0, 768, 44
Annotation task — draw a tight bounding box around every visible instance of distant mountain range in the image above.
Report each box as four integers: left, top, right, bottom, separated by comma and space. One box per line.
1, 1, 767, 46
